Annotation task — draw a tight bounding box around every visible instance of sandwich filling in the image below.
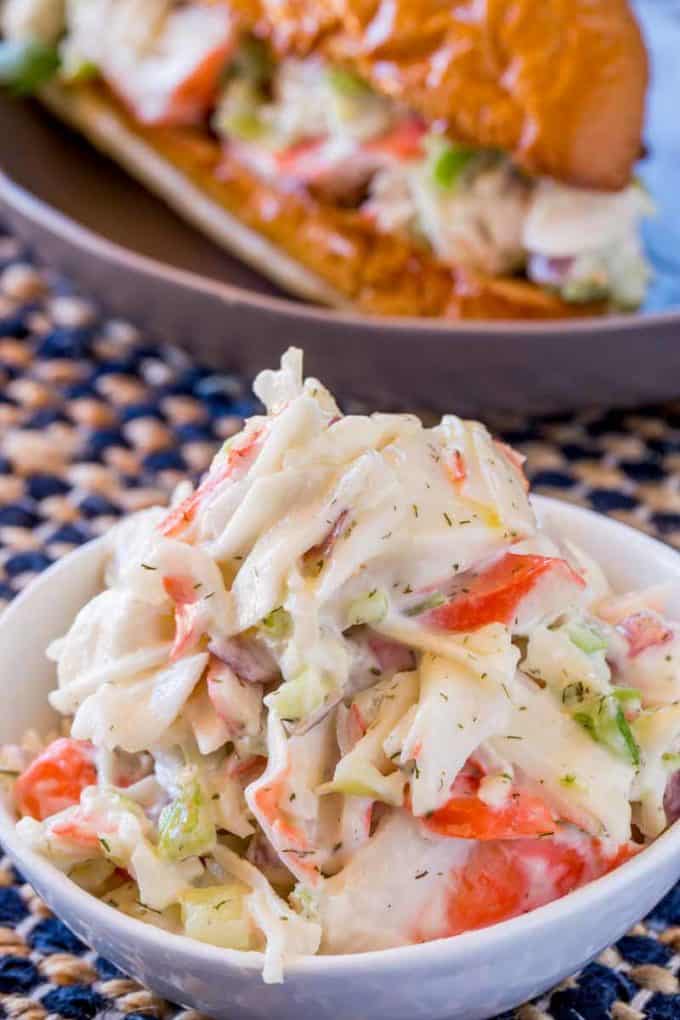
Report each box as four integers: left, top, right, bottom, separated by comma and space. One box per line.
1, 0, 652, 310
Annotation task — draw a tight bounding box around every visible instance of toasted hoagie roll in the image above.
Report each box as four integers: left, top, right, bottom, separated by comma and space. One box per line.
0, 0, 652, 318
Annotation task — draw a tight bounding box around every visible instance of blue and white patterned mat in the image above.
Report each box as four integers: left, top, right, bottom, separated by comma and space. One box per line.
0, 229, 680, 1020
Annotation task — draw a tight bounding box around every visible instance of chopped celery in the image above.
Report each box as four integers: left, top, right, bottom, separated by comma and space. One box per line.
267, 668, 336, 723
216, 79, 267, 142
561, 271, 609, 305
158, 779, 216, 861
347, 589, 388, 627
69, 858, 116, 893
62, 58, 98, 85
320, 756, 405, 805
180, 883, 252, 950
222, 110, 266, 142
573, 695, 640, 766
617, 712, 641, 766
326, 66, 371, 98
428, 138, 477, 189
322, 774, 376, 799
404, 592, 445, 617
568, 621, 607, 654
103, 881, 182, 933
290, 883, 320, 924
0, 41, 59, 94
260, 607, 292, 640
229, 36, 273, 88
611, 686, 642, 715
108, 788, 146, 815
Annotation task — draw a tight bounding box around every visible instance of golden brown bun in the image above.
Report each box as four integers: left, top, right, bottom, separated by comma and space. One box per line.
41, 81, 604, 320
235, 0, 648, 191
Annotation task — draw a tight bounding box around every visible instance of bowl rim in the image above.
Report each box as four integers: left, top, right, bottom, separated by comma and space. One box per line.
1, 494, 680, 979
2, 169, 679, 338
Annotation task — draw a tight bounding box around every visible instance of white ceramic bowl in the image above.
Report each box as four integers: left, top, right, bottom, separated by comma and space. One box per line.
1, 496, 679, 1020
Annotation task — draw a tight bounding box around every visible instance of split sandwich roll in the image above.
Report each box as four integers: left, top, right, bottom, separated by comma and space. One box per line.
0, 0, 652, 319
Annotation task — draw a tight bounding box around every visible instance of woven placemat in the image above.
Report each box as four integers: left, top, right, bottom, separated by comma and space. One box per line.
0, 227, 679, 1020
